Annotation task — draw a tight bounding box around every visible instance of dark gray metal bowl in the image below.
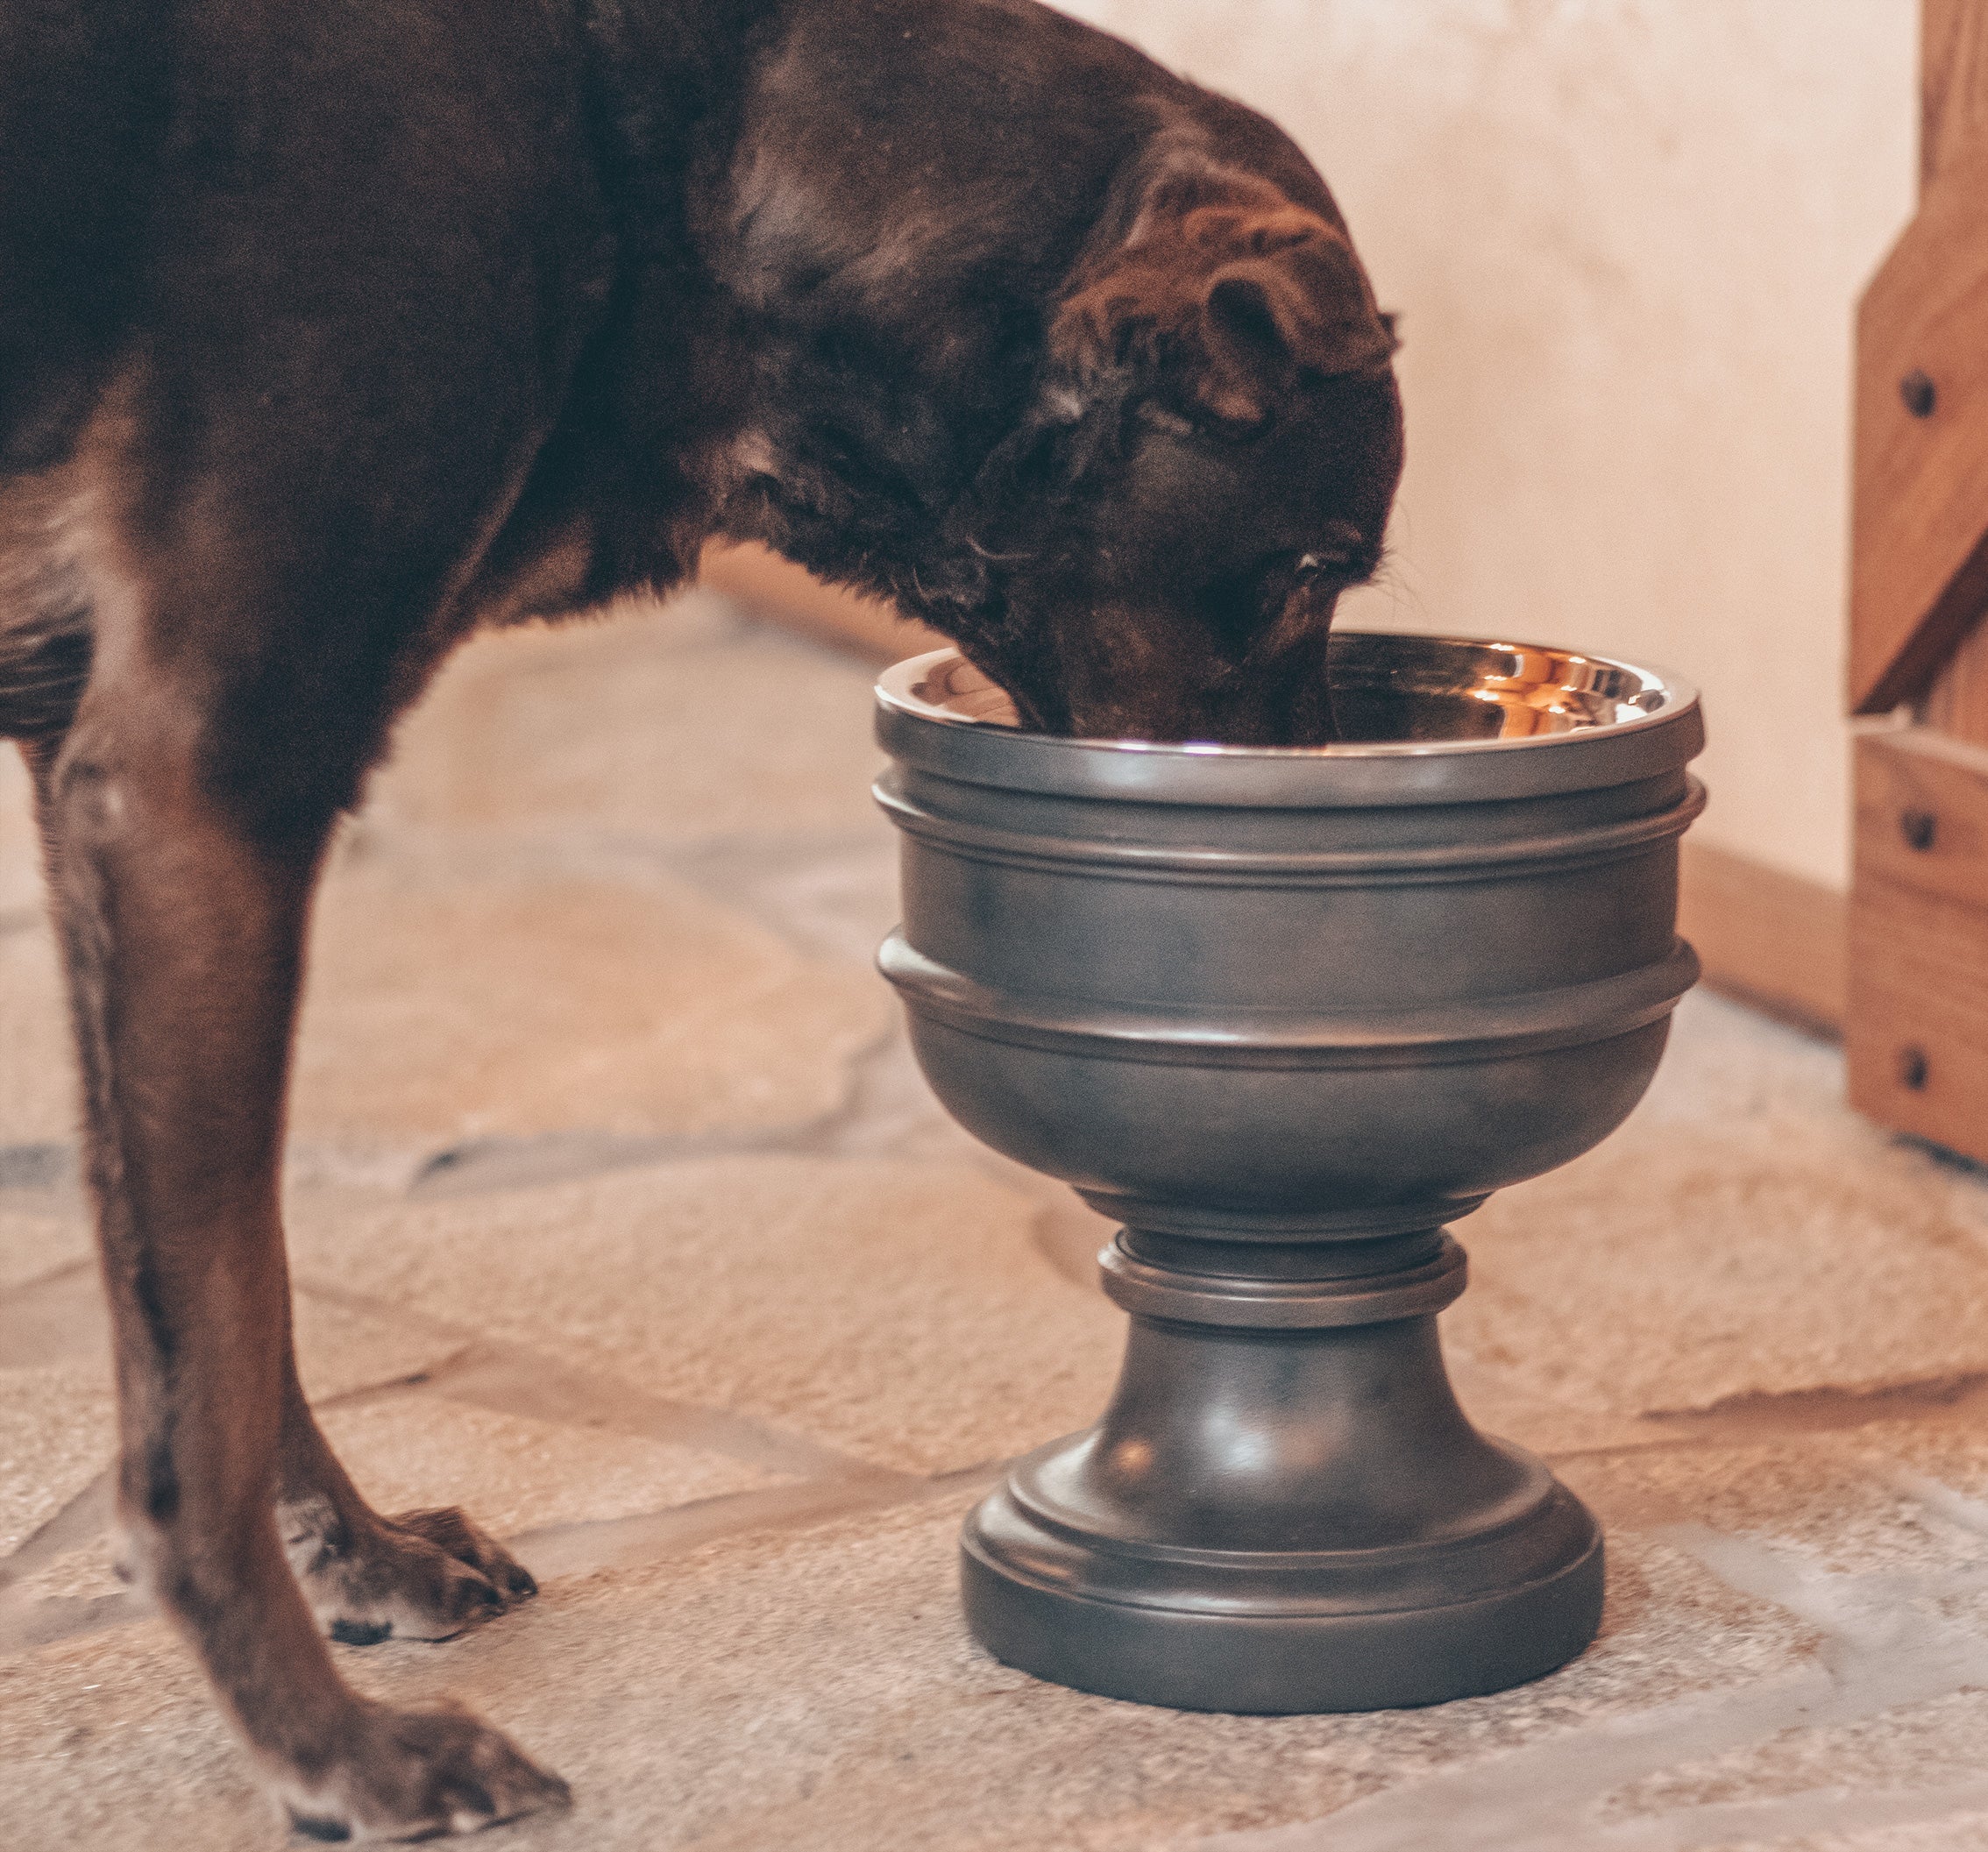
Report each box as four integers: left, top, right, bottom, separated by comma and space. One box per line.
875, 633, 1704, 1714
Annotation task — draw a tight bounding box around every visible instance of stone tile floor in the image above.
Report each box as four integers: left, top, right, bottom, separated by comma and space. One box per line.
9, 593, 1988, 1846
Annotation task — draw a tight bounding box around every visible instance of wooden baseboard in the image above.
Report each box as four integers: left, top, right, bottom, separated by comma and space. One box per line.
1678, 843, 1847, 1038
703, 544, 1846, 1038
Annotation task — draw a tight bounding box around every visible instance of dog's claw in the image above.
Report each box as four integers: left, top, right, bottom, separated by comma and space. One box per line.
395, 1508, 539, 1603
295, 1505, 537, 1646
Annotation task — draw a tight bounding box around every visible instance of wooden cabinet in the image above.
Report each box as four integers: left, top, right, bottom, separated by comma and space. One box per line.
1849, 2, 1988, 1160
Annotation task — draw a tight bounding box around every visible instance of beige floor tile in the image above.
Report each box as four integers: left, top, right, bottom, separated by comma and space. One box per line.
1757, 1823, 1988, 1852
1158, 1434, 1988, 1852
1418, 1436, 1988, 1850
0, 746, 66, 1152
1445, 993, 1988, 1421
0, 1362, 112, 1558
1550, 1430, 1988, 1832
1558, 1437, 1977, 1576
0, 1482, 1820, 1852
20, 608, 1988, 1852
0, 1614, 266, 1852
0, 1266, 455, 1402
0, 744, 44, 917
0, 1203, 88, 1294
0, 918, 74, 1147
11, 1532, 121, 1601
288, 1154, 1124, 1475
366, 593, 888, 846
1596, 1685, 1988, 1846
1, 1309, 766, 1608
291, 1289, 469, 1404
313, 1393, 785, 1538
0, 1279, 466, 1585
464, 1512, 1806, 1852
291, 856, 888, 1149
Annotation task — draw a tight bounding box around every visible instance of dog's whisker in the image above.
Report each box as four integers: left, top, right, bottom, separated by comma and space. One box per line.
962, 536, 1033, 564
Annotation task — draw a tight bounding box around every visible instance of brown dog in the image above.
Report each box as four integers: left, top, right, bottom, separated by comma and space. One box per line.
0, 0, 1402, 1838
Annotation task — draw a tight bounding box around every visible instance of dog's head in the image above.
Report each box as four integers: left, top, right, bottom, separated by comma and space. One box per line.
929, 150, 1403, 744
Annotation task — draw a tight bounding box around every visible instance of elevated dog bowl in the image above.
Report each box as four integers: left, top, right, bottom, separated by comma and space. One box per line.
875, 633, 1704, 1714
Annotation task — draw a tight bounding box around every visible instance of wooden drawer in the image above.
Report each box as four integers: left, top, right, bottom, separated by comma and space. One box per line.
1849, 725, 1988, 1159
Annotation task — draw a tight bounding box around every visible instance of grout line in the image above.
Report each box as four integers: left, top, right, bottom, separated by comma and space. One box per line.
0, 1587, 140, 1656
1179, 1521, 1988, 1852
403, 1122, 822, 1200
1558, 1777, 1988, 1851
1637, 1371, 1988, 1437
408, 1338, 900, 1486
1544, 1393, 1988, 1461
511, 1461, 996, 1582
0, 1260, 107, 1369
0, 1469, 112, 1592
323, 821, 899, 976
0, 1459, 996, 1662
0, 1139, 79, 1193
0, 1252, 93, 1298
397, 1025, 916, 1201
1887, 1465, 1988, 1542
290, 1278, 901, 1485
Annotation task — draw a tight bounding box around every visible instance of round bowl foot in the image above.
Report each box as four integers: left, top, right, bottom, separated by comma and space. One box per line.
956, 1228, 1603, 1714
962, 1446, 1603, 1714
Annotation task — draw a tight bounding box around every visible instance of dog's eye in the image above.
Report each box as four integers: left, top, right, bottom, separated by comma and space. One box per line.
1293, 550, 1354, 585
1292, 526, 1376, 587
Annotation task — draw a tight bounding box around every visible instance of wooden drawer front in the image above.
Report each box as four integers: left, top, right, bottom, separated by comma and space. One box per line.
1849, 726, 1988, 1159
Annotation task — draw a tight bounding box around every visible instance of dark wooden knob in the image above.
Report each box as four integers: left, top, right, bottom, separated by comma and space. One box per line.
1901, 807, 1938, 851
1902, 370, 1937, 418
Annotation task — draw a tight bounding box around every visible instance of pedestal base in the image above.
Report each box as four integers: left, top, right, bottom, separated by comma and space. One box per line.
962, 1448, 1602, 1714
960, 1220, 1605, 1713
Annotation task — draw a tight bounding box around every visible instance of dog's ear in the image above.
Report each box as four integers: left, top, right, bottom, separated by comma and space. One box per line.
1194, 219, 1398, 423
1052, 162, 1396, 427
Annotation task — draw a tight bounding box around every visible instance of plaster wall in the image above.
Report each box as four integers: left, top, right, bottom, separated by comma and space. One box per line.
1062, 0, 1917, 890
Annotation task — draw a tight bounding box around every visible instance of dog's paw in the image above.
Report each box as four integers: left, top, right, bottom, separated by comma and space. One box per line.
388, 1508, 541, 1609
278, 1699, 569, 1842
295, 1506, 538, 1646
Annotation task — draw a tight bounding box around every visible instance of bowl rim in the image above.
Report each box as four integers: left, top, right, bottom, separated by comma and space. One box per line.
875, 633, 1700, 762
874, 633, 1705, 808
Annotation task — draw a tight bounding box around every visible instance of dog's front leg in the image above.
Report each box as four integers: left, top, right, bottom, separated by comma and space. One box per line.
41, 696, 568, 1841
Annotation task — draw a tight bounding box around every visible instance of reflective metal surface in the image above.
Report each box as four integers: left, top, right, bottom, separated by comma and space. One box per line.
886, 631, 1691, 747
877, 637, 1702, 809
1327, 634, 1676, 741
875, 636, 1705, 1714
